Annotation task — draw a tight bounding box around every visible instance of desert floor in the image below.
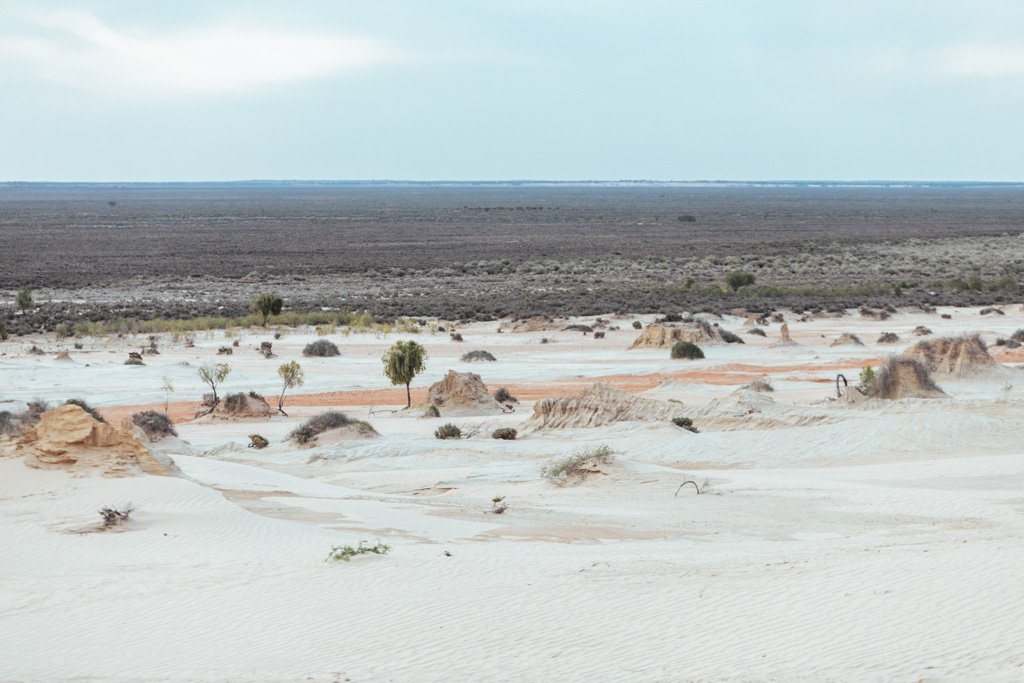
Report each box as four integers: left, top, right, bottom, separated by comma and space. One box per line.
3, 306, 1024, 682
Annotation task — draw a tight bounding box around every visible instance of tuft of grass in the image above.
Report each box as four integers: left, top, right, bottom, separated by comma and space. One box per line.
434, 423, 462, 440
289, 412, 376, 444
542, 444, 615, 485
325, 540, 391, 562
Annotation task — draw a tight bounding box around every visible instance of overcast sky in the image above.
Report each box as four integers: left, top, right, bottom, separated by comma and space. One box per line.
1, 1, 1022, 181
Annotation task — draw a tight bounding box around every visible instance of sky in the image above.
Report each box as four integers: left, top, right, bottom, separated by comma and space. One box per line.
0, 0, 1023, 182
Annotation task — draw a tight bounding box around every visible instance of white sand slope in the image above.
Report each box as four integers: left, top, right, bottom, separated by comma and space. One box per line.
2, 305, 1024, 681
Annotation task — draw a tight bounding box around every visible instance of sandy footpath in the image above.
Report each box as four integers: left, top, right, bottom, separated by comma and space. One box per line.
2, 305, 1024, 681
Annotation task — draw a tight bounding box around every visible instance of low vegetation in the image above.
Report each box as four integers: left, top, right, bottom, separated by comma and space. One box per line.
131, 410, 176, 439
289, 412, 377, 444
493, 387, 517, 403
248, 434, 269, 449
303, 339, 340, 357
725, 270, 756, 291
325, 541, 391, 562
671, 341, 705, 359
461, 350, 496, 362
252, 292, 283, 326
877, 332, 900, 344
672, 416, 699, 433
542, 444, 615, 485
99, 505, 133, 529
491, 496, 508, 514
434, 423, 462, 440
743, 378, 774, 392
65, 398, 106, 423
491, 427, 517, 440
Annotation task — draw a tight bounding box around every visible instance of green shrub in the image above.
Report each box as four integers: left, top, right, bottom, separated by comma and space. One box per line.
65, 398, 106, 424
289, 411, 376, 444
492, 427, 517, 440
434, 423, 461, 439
303, 339, 339, 357
858, 366, 877, 395
725, 270, 756, 291
542, 444, 615, 484
325, 541, 391, 562
672, 416, 699, 433
670, 341, 704, 360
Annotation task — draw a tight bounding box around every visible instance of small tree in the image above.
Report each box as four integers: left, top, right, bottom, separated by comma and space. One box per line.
724, 270, 756, 291
276, 361, 304, 416
382, 340, 427, 408
15, 286, 33, 312
252, 292, 283, 326
161, 375, 175, 414
196, 363, 231, 405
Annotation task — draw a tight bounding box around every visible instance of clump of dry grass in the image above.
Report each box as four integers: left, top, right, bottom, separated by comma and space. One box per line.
542, 444, 615, 485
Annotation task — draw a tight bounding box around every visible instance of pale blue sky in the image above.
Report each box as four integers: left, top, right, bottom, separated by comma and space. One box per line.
1, 1, 1023, 181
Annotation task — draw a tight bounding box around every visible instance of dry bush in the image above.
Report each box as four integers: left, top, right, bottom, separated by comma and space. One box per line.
461, 350, 496, 362
493, 387, 518, 403
248, 434, 269, 449
877, 332, 900, 344
289, 411, 376, 444
99, 505, 134, 528
434, 423, 462, 440
303, 339, 340, 357
743, 378, 774, 392
65, 398, 106, 424
747, 327, 766, 337
672, 416, 699, 432
671, 341, 704, 359
491, 427, 517, 440
542, 444, 615, 484
131, 410, 176, 439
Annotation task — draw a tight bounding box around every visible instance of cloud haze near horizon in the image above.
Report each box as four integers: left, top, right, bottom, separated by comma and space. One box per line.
0, 1, 1022, 181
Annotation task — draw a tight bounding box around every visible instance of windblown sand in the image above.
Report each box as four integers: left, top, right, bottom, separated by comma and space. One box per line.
2, 306, 1024, 681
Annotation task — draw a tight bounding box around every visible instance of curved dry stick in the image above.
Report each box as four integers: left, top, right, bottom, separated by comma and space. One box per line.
835, 373, 849, 398
674, 480, 701, 496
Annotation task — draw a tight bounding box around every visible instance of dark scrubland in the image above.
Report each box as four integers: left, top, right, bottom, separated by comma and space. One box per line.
1, 183, 1022, 332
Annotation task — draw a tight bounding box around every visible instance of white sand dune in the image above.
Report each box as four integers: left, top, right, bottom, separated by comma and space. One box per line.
2, 305, 1024, 681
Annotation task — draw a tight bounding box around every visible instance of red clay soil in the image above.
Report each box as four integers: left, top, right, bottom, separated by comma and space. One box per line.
99, 357, 878, 425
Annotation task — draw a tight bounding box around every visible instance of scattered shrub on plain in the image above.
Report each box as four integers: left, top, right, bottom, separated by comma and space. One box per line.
672, 416, 699, 433
671, 341, 705, 360
542, 444, 615, 484
248, 434, 269, 449
131, 410, 176, 439
303, 339, 340, 357
289, 411, 377, 444
434, 423, 462, 440
325, 541, 391, 562
461, 350, 496, 362
492, 427, 517, 440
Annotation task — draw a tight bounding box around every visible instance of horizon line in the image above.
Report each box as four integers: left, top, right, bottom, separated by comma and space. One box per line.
3, 178, 1024, 187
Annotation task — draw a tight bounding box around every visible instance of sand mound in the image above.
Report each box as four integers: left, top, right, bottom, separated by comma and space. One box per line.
511, 316, 556, 333
7, 405, 179, 477
831, 333, 864, 347
900, 335, 1000, 378
427, 370, 504, 415
525, 383, 686, 429
54, 351, 72, 361
629, 322, 722, 349
211, 392, 272, 419
873, 358, 947, 399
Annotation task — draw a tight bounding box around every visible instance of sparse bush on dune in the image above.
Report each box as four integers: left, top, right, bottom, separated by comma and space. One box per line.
434, 423, 462, 440
325, 541, 390, 562
303, 339, 340, 357
542, 444, 615, 485
289, 411, 377, 444
493, 387, 518, 404
131, 410, 176, 439
563, 324, 592, 333
248, 434, 269, 449
461, 350, 496, 362
871, 357, 944, 399
491, 427, 517, 440
743, 378, 774, 393
672, 416, 699, 432
746, 327, 766, 337
99, 505, 133, 529
671, 341, 704, 359
877, 332, 900, 344
65, 398, 106, 424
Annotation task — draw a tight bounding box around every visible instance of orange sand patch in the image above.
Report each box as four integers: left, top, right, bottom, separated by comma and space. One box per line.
100, 357, 873, 424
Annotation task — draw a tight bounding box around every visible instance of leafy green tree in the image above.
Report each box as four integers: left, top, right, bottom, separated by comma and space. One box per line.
276, 361, 305, 416
15, 286, 33, 312
252, 292, 283, 326
724, 270, 756, 291
197, 363, 231, 404
382, 340, 427, 408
